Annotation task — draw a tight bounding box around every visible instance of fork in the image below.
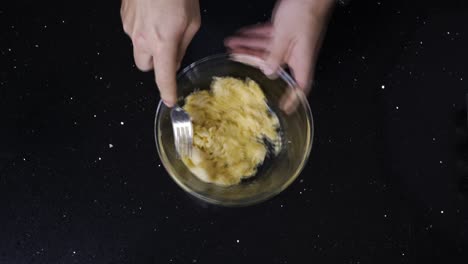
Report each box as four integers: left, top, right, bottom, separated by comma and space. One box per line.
170, 105, 193, 159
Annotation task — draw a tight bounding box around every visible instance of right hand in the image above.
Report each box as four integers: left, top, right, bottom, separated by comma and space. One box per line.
121, 0, 201, 107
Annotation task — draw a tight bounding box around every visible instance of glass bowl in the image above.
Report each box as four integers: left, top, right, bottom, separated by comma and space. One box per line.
154, 53, 313, 206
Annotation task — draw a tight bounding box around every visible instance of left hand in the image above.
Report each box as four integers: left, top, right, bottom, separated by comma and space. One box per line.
225, 0, 334, 112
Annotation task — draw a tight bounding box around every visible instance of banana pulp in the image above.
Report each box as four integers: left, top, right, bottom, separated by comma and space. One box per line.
182, 77, 282, 187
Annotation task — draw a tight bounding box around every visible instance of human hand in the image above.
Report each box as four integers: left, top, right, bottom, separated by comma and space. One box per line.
121, 0, 201, 107
225, 0, 334, 112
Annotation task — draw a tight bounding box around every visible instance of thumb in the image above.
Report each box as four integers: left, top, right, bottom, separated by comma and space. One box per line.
263, 31, 289, 77
154, 41, 179, 107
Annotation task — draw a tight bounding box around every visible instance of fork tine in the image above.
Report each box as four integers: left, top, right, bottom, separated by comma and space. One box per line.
183, 125, 190, 157
182, 126, 188, 158
179, 126, 185, 157
187, 126, 192, 157
176, 126, 182, 158
188, 126, 193, 157
184, 125, 190, 157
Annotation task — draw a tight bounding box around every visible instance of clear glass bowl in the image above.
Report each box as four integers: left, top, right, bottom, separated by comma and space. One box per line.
155, 53, 313, 206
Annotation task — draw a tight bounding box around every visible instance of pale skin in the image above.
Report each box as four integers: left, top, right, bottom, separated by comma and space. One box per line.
121, 0, 334, 111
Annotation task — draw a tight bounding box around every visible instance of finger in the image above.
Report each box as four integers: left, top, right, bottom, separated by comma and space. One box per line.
133, 46, 153, 72
154, 41, 179, 107
288, 40, 316, 93
235, 23, 273, 37
264, 31, 290, 76
177, 22, 200, 67
177, 1, 201, 66
224, 35, 271, 51
132, 34, 153, 71
279, 88, 301, 115
227, 47, 268, 59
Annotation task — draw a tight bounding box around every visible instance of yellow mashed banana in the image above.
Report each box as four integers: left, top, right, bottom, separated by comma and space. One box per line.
182, 77, 282, 187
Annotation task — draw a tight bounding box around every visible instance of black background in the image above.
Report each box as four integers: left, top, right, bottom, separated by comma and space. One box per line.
1, 0, 468, 263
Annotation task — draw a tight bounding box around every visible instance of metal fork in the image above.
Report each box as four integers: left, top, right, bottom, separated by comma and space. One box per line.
170, 105, 193, 159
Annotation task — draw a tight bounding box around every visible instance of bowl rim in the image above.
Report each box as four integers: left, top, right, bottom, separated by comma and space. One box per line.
154, 53, 314, 207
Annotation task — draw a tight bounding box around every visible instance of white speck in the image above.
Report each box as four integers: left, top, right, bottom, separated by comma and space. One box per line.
203, 8, 207, 13
395, 106, 399, 110
236, 240, 240, 243
72, 251, 76, 255
73, 121, 77, 125
23, 158, 26, 161
109, 144, 113, 148
420, 41, 423, 44
447, 31, 450, 35
63, 214, 67, 218
44, 25, 47, 29
97, 51, 100, 55
432, 137, 436, 141
441, 210, 444, 214
93, 114, 96, 118
34, 44, 39, 48
98, 157, 101, 161
381, 85, 385, 89
461, 77, 463, 81
402, 252, 405, 256
299, 191, 302, 195
280, 204, 283, 208
158, 164, 161, 167
384, 214, 387, 218
139, 206, 142, 210
120, 121, 124, 125
439, 160, 443, 164
70, 97, 73, 100
99, 76, 102, 80
361, 56, 366, 60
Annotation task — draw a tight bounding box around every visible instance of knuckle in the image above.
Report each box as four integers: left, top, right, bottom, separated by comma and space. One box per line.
156, 28, 183, 43
158, 16, 189, 39
135, 63, 145, 71
134, 58, 152, 72
130, 32, 144, 46
122, 23, 131, 35
191, 17, 201, 31
175, 14, 189, 29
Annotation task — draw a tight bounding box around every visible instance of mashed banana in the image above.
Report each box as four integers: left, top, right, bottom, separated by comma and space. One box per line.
182, 77, 281, 187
